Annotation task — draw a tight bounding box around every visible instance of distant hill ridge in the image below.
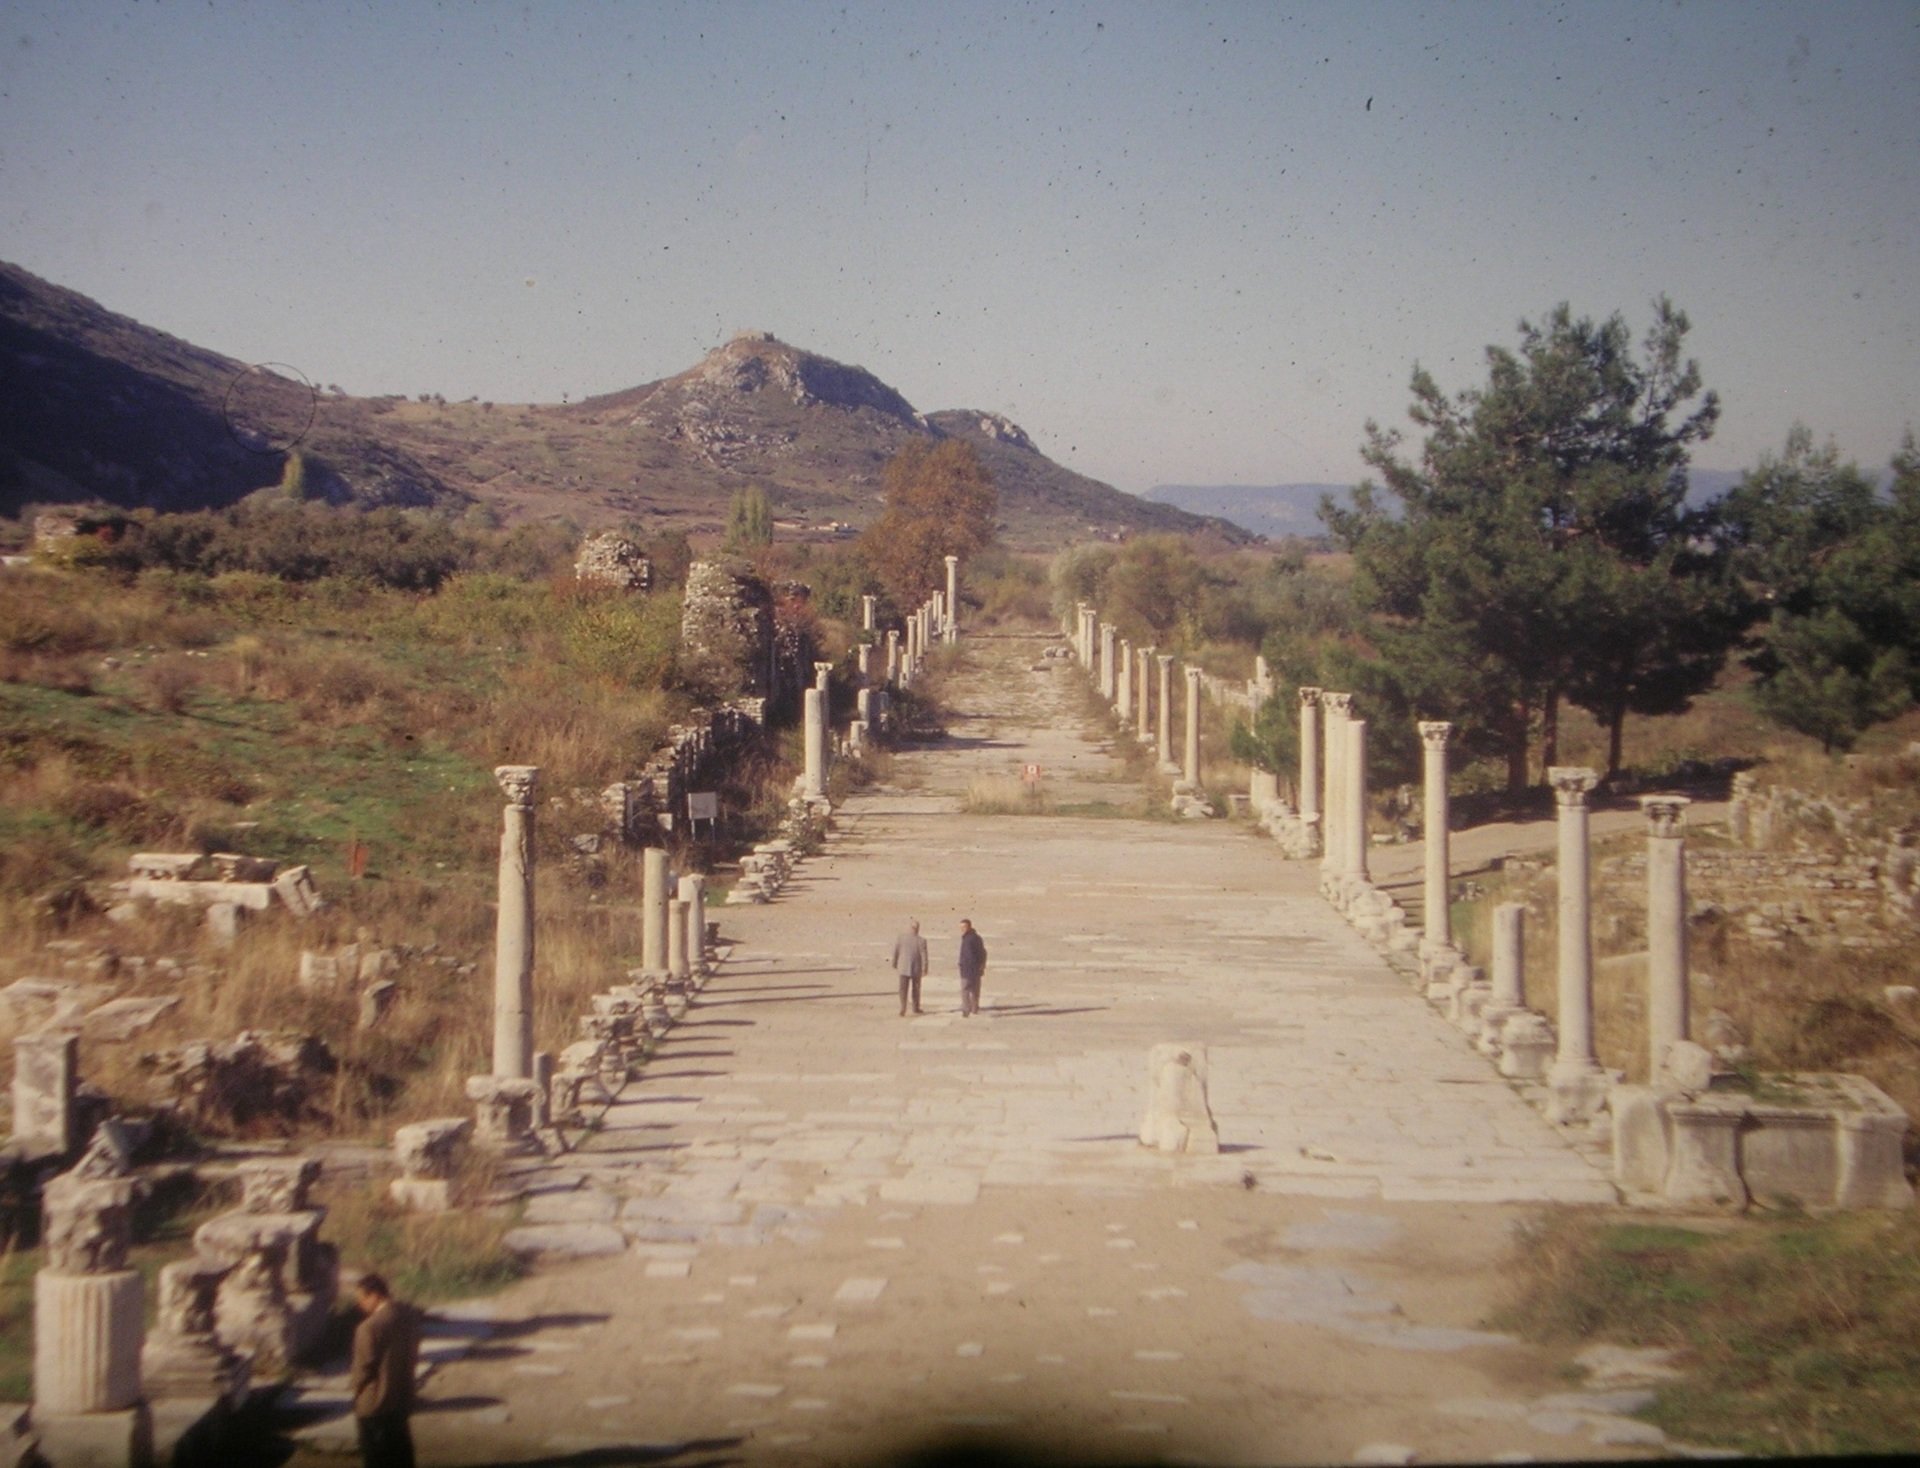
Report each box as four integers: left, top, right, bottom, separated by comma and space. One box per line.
0, 263, 1248, 548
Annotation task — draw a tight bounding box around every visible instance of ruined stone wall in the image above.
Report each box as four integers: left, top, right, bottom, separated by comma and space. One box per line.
603, 697, 768, 844
681, 559, 775, 697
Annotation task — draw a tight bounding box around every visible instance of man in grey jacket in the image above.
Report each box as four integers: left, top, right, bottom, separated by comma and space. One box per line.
891, 918, 928, 1016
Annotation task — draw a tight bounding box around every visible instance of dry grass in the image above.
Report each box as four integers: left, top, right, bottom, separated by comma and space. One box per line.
961, 775, 1051, 815
314, 1172, 525, 1304
1493, 1206, 1920, 1457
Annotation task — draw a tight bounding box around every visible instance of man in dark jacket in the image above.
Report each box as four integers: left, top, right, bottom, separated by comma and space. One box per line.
350, 1272, 421, 1468
957, 918, 988, 1017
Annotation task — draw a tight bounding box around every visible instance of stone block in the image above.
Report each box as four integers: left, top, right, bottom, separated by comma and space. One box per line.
464, 1075, 542, 1149
1138, 1043, 1220, 1155
204, 903, 244, 945
393, 1118, 471, 1180
237, 1157, 322, 1214
1610, 1085, 1670, 1195
13, 1031, 78, 1160
80, 997, 180, 1044
358, 980, 398, 1030
387, 1177, 454, 1213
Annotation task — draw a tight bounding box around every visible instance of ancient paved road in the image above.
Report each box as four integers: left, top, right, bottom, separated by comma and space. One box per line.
306, 630, 1707, 1467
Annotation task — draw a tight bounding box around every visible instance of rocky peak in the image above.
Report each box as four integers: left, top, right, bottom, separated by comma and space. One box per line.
684, 334, 922, 425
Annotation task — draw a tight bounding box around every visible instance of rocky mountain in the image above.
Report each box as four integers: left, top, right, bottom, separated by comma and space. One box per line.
0, 261, 1246, 548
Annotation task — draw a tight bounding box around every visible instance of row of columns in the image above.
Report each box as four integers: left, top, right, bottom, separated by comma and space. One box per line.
1068, 603, 1207, 793
1293, 694, 1696, 1126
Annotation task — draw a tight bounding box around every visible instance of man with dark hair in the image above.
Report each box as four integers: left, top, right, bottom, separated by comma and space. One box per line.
891, 918, 929, 1016
350, 1272, 421, 1468
957, 918, 988, 1017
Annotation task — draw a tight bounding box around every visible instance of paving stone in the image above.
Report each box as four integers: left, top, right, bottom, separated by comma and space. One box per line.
725, 1384, 783, 1398
833, 1277, 887, 1304
788, 1323, 836, 1341
789, 1354, 829, 1368
955, 1342, 984, 1357
501, 1223, 627, 1259
1352, 1445, 1416, 1465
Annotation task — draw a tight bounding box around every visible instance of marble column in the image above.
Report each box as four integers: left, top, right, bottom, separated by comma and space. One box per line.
683, 873, 709, 977
492, 765, 537, 1079
1128, 644, 1144, 736
1182, 666, 1202, 787
1643, 795, 1692, 1079
803, 688, 828, 801
1116, 639, 1133, 723
1155, 655, 1174, 768
641, 847, 669, 977
861, 594, 876, 633
857, 687, 876, 728
905, 611, 919, 669
855, 644, 873, 686
1343, 717, 1370, 883
814, 660, 833, 695
1320, 694, 1351, 877
1083, 608, 1096, 669
1298, 687, 1323, 831
36, 1173, 147, 1460
1492, 903, 1527, 1011
885, 629, 901, 686
667, 898, 692, 982
1548, 767, 1609, 1124
1100, 624, 1118, 702
1418, 721, 1455, 962
944, 555, 959, 642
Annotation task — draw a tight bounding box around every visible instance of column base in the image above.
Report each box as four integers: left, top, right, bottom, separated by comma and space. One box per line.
1547, 1059, 1613, 1126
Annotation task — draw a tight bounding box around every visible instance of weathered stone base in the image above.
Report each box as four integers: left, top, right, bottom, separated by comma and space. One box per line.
388, 1177, 454, 1212
1547, 1062, 1613, 1126
1615, 1073, 1914, 1210
34, 1404, 152, 1468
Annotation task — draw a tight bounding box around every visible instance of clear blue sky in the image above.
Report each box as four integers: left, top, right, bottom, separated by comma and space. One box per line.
3, 1, 1916, 495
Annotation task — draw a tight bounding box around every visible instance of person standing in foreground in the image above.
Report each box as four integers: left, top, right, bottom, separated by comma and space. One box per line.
891, 918, 929, 1016
350, 1272, 421, 1468
957, 917, 988, 1017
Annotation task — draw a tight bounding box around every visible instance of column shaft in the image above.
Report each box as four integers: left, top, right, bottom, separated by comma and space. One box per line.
493, 767, 538, 1079
641, 847, 669, 976
1182, 666, 1202, 786
1343, 718, 1370, 881
1643, 797, 1692, 1074
1420, 723, 1453, 952
1155, 656, 1173, 766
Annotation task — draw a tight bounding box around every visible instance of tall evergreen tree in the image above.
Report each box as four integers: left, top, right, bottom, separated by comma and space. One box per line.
1324, 299, 1733, 788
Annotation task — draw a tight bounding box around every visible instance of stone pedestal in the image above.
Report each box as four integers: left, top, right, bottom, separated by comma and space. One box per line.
13, 1030, 78, 1160
1182, 666, 1202, 788
465, 1075, 542, 1152
491, 765, 538, 1080
640, 847, 669, 976
1250, 769, 1279, 812
1547, 767, 1609, 1124
1662, 1102, 1747, 1207
1497, 1011, 1556, 1080
802, 689, 828, 801
142, 1259, 248, 1406
1138, 1044, 1220, 1155
1642, 796, 1691, 1081
390, 1118, 472, 1213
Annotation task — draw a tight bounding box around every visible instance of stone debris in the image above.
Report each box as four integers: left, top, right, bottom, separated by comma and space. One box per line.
141, 1031, 339, 1135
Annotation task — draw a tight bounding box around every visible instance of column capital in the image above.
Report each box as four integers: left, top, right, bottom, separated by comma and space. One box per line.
494, 765, 539, 806
1141, 644, 1156, 658
944, 553, 958, 567
1156, 653, 1174, 670
1298, 686, 1322, 708
1548, 766, 1599, 806
1418, 720, 1454, 750
1640, 794, 1691, 837
1322, 691, 1353, 716
1184, 664, 1201, 684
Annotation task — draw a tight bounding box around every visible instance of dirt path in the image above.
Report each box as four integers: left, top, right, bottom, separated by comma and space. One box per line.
284, 631, 1710, 1466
